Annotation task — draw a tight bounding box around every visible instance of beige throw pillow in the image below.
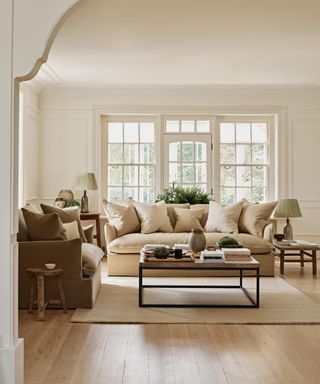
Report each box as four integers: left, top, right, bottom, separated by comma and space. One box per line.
21, 208, 67, 241
239, 200, 278, 237
205, 200, 244, 233
41, 204, 86, 242
62, 221, 81, 240
102, 199, 140, 236
174, 207, 203, 232
133, 200, 173, 234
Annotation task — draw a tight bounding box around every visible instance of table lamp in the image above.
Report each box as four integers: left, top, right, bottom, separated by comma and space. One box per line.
74, 173, 98, 213
273, 198, 302, 240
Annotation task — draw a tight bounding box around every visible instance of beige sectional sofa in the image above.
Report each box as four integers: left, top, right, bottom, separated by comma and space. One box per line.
105, 203, 275, 276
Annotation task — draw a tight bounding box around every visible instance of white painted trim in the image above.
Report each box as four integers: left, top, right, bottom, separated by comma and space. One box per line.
0, 339, 24, 384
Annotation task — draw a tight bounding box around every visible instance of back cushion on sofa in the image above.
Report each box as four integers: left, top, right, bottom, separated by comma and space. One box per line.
102, 199, 140, 236
205, 200, 244, 233
190, 204, 209, 227
173, 207, 203, 232
165, 203, 190, 227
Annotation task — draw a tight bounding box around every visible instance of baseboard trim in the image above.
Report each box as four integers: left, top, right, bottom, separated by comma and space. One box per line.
0, 338, 24, 384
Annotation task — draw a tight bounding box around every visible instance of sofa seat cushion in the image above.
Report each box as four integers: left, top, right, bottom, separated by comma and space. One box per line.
81, 243, 105, 273
108, 232, 272, 255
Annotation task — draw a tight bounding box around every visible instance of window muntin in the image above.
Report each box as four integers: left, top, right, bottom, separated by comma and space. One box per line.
107, 120, 156, 203
165, 119, 210, 133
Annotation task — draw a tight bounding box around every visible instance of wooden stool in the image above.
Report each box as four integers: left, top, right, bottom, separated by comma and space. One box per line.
27, 268, 68, 321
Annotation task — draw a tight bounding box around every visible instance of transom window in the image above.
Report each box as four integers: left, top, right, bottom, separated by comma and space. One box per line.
106, 119, 156, 203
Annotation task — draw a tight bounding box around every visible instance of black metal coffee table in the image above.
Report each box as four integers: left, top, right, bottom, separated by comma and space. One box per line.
139, 253, 260, 308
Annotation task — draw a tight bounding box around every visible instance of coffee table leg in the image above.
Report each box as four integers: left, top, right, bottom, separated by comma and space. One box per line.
312, 250, 317, 275
300, 250, 304, 267
239, 269, 243, 287
280, 250, 285, 274
139, 266, 143, 307
256, 268, 260, 308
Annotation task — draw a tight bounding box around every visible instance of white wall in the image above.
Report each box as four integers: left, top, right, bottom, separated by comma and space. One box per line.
35, 85, 320, 241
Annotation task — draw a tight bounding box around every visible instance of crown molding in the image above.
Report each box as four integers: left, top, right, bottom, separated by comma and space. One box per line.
22, 63, 63, 94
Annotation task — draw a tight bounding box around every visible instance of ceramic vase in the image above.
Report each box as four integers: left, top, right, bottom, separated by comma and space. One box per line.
188, 228, 206, 254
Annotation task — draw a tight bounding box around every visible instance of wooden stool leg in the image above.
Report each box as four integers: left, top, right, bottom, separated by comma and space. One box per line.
300, 250, 304, 267
312, 250, 317, 275
57, 276, 68, 313
28, 275, 35, 313
37, 275, 45, 321
280, 250, 285, 275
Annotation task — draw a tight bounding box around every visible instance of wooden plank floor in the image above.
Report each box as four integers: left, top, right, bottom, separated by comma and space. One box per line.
20, 259, 320, 384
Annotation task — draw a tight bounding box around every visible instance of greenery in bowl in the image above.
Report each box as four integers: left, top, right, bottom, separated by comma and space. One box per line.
218, 236, 239, 247
156, 184, 213, 204
153, 247, 169, 259
65, 199, 80, 207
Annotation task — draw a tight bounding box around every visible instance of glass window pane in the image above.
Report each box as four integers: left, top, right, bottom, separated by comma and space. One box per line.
221, 187, 235, 205
169, 142, 181, 162
220, 144, 235, 164
140, 122, 154, 143
108, 123, 123, 143
236, 144, 251, 164
181, 120, 195, 132
169, 163, 181, 184
197, 184, 206, 192
140, 187, 154, 203
220, 166, 235, 187
236, 187, 251, 201
108, 144, 123, 163
108, 165, 122, 186
220, 123, 235, 142
252, 123, 267, 142
181, 142, 194, 162
236, 166, 251, 187
108, 187, 123, 202
195, 142, 206, 161
236, 123, 251, 142
140, 165, 155, 186
252, 166, 268, 187
140, 143, 155, 164
182, 164, 194, 183
252, 187, 267, 203
123, 187, 139, 201
124, 144, 139, 164
252, 144, 267, 164
195, 163, 207, 183
124, 122, 138, 142
123, 166, 139, 186
196, 120, 210, 132
166, 120, 179, 132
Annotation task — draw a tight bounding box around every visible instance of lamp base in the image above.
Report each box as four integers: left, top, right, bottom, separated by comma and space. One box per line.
283, 218, 293, 240
81, 190, 89, 213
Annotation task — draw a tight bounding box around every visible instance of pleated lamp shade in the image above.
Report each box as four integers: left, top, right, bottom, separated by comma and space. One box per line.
74, 173, 98, 191
273, 199, 302, 218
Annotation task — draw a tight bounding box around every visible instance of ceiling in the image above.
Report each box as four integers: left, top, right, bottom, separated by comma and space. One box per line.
46, 0, 320, 87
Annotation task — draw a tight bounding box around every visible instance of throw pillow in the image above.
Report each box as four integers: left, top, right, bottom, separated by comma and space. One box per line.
133, 200, 173, 234
21, 208, 67, 241
40, 204, 86, 242
205, 200, 244, 233
166, 203, 190, 227
238, 200, 278, 237
62, 221, 81, 240
174, 207, 204, 232
102, 199, 140, 236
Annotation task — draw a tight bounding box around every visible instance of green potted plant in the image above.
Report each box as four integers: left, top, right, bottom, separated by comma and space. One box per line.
156, 183, 213, 204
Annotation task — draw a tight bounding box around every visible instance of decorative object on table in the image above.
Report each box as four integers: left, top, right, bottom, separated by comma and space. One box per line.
217, 236, 239, 247
272, 198, 302, 240
65, 199, 80, 208
155, 183, 213, 204
274, 233, 284, 241
174, 248, 183, 259
54, 198, 66, 209
58, 189, 74, 201
153, 246, 169, 259
74, 172, 98, 213
188, 228, 206, 254
44, 263, 56, 270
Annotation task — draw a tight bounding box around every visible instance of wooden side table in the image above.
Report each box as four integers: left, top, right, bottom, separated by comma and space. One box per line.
27, 268, 67, 321
273, 240, 320, 275
80, 212, 101, 248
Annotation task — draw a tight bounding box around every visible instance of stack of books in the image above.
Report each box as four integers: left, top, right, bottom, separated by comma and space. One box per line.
201, 250, 225, 262
221, 247, 252, 262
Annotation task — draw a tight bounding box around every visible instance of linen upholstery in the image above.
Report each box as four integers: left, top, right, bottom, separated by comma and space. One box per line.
205, 200, 244, 233
82, 242, 105, 273
189, 204, 210, 227
133, 200, 173, 234
41, 204, 87, 242
174, 207, 203, 232
239, 200, 278, 237
102, 199, 140, 236
21, 208, 67, 241
63, 221, 81, 240
166, 203, 190, 227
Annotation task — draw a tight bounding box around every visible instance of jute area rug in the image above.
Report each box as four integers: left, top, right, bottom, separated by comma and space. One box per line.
71, 276, 320, 324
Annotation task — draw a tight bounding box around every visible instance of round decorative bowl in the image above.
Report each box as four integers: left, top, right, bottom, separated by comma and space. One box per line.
274, 234, 284, 241
45, 263, 56, 270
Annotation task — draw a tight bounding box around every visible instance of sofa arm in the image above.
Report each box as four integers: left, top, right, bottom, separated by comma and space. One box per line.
104, 223, 117, 246
19, 238, 83, 279
263, 220, 276, 242
83, 224, 94, 244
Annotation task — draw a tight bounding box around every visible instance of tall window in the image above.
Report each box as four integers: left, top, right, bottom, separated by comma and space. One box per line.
106, 119, 156, 203
218, 119, 270, 205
